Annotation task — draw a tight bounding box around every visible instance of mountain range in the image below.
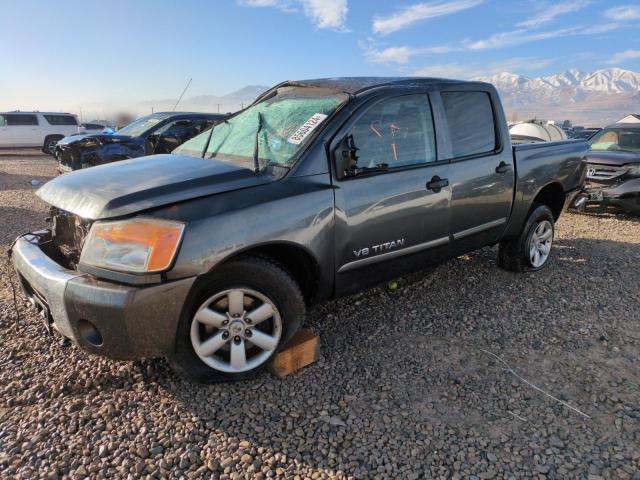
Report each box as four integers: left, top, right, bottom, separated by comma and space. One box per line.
93, 68, 638, 127
474, 68, 640, 126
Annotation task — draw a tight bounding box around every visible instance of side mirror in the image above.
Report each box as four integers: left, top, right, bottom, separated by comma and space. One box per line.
333, 134, 359, 179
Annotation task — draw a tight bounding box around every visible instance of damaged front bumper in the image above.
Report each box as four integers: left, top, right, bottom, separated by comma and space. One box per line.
10, 231, 195, 360
571, 178, 640, 215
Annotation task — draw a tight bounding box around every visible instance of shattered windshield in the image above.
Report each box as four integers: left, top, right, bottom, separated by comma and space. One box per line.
116, 114, 169, 137
173, 86, 348, 168
590, 128, 640, 152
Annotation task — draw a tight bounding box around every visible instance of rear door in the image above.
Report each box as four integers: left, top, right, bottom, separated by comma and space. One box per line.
332, 91, 451, 294
43, 114, 79, 137
4, 114, 40, 146
436, 89, 514, 252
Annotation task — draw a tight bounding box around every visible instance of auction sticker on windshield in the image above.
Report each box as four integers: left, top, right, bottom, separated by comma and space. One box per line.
288, 113, 328, 145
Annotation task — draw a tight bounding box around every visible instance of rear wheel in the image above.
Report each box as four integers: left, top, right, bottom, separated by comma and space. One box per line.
43, 135, 63, 156
169, 256, 305, 383
498, 204, 555, 272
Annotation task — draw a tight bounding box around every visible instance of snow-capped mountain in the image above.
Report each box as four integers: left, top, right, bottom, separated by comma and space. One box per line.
477, 68, 640, 96
474, 68, 640, 125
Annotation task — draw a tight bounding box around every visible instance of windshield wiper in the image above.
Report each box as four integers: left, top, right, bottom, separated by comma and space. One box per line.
202, 119, 231, 159
253, 112, 263, 174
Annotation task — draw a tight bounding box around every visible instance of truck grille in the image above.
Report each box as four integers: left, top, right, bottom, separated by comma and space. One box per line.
49, 207, 92, 269
586, 164, 628, 182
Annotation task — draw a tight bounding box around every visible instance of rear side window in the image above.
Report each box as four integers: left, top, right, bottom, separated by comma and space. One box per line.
4, 114, 38, 126
44, 114, 78, 126
0, 115, 6, 127
349, 94, 437, 169
441, 91, 496, 158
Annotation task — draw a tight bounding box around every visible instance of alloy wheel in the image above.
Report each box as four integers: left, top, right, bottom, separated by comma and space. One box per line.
528, 220, 553, 268
190, 288, 282, 373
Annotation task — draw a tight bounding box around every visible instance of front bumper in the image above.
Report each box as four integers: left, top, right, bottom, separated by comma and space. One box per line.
11, 232, 196, 360
571, 178, 640, 214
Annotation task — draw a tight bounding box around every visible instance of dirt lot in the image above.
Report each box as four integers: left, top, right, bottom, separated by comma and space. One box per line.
1, 152, 639, 479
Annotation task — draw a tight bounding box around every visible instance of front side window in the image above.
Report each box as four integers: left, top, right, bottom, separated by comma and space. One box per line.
441, 91, 496, 158
0, 115, 6, 127
348, 94, 437, 169
590, 128, 640, 152
4, 114, 38, 126
44, 114, 78, 126
173, 86, 348, 168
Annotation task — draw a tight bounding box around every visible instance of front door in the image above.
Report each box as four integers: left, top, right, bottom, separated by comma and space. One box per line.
333, 93, 451, 295
437, 90, 514, 252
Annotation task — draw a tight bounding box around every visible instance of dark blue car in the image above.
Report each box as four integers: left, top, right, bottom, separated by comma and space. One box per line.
55, 112, 227, 173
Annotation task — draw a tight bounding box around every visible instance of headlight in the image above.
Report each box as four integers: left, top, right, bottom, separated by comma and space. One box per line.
626, 164, 640, 176
80, 218, 185, 273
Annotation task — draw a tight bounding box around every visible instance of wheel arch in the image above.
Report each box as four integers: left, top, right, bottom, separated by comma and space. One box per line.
531, 182, 565, 220
211, 241, 322, 304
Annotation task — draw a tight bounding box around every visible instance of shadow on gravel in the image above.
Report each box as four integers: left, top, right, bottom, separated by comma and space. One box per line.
0, 172, 53, 190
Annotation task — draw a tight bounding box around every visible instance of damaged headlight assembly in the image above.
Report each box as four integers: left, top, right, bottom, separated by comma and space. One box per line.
80, 218, 185, 273
626, 164, 640, 177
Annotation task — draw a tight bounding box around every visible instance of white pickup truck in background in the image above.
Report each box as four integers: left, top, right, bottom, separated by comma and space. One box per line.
0, 111, 80, 154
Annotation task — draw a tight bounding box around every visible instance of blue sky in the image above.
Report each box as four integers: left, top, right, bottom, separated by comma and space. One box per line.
1, 0, 639, 112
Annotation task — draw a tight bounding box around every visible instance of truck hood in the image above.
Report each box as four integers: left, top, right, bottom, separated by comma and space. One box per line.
57, 133, 131, 147
586, 150, 640, 166
37, 154, 273, 219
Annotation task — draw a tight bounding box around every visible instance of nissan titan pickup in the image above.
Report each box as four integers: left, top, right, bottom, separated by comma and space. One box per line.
11, 77, 588, 382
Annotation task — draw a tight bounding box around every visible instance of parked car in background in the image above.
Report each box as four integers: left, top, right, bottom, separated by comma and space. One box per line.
573, 123, 640, 214
55, 112, 227, 172
572, 128, 601, 140
61, 122, 114, 140
79, 121, 112, 134
0, 111, 79, 154
11, 77, 587, 382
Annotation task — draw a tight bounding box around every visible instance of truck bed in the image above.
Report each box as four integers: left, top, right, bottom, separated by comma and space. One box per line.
504, 139, 588, 237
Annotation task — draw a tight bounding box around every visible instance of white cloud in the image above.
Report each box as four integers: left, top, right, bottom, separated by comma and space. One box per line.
516, 1, 590, 29
365, 45, 454, 64
605, 5, 640, 21
372, 0, 483, 35
466, 21, 623, 51
414, 57, 555, 79
467, 27, 580, 50
607, 49, 640, 65
237, 0, 348, 30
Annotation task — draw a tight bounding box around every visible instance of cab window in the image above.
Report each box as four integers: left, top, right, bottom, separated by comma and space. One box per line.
349, 94, 436, 169
441, 91, 496, 158
4, 114, 38, 126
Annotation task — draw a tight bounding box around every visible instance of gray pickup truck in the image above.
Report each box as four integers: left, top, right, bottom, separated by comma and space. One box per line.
11, 78, 588, 382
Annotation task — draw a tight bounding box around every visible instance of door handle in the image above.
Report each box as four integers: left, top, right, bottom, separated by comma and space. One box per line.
495, 161, 511, 174
426, 175, 449, 192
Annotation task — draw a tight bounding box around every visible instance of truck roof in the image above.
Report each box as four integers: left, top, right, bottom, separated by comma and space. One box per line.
274, 77, 490, 95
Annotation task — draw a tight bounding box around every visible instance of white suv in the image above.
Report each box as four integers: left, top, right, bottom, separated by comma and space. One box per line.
0, 111, 80, 154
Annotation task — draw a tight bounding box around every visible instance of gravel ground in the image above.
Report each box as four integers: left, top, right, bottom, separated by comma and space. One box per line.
1, 152, 639, 479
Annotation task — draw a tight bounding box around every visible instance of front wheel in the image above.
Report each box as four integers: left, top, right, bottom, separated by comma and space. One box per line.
169, 256, 305, 383
498, 204, 555, 272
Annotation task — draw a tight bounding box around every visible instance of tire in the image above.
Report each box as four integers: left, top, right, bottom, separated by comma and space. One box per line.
497, 204, 555, 273
43, 136, 63, 156
169, 255, 305, 383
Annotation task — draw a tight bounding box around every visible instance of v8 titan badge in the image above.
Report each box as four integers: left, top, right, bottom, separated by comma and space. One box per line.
288, 113, 328, 145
